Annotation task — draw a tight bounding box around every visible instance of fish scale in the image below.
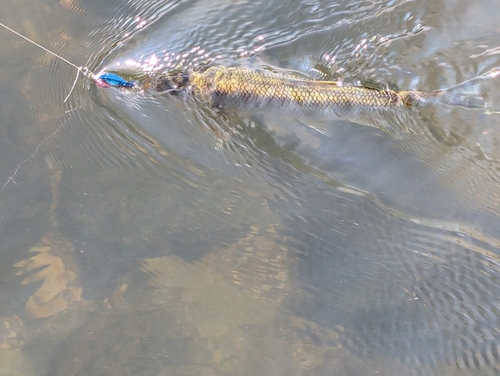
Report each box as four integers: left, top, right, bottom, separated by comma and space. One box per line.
152, 65, 490, 123
186, 66, 443, 114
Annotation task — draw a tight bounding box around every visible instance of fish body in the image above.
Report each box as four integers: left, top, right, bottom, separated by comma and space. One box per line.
158, 66, 444, 119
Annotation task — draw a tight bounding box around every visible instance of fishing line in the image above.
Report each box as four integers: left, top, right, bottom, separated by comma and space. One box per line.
0, 22, 141, 193
0, 21, 96, 101
0, 22, 97, 99
0, 22, 136, 100
0, 22, 85, 70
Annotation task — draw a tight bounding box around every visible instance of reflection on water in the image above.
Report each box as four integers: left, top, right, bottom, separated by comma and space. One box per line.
2, 0, 500, 374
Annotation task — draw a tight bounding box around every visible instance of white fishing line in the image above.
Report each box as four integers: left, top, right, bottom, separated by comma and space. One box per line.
0, 22, 95, 101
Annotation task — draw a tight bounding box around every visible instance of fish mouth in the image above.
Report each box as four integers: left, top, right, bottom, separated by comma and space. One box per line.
156, 72, 190, 95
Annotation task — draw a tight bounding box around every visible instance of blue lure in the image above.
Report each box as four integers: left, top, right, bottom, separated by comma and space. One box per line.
98, 73, 135, 88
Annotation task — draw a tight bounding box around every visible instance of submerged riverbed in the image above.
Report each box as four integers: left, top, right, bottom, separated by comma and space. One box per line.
1, 0, 500, 375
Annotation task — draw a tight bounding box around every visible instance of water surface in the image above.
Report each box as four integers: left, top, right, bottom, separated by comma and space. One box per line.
1, 0, 500, 375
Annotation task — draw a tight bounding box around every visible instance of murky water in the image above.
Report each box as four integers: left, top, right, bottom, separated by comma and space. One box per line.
2, 0, 500, 374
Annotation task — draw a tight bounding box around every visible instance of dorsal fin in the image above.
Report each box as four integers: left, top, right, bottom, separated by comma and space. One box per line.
360, 79, 385, 91
361, 78, 402, 92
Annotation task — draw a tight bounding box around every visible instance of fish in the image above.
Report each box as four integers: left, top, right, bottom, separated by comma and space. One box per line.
154, 65, 488, 122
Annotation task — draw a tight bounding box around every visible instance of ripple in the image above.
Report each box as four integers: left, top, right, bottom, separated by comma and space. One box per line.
279, 180, 500, 374
12, 0, 500, 373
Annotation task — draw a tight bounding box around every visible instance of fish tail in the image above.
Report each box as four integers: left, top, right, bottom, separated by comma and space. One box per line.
398, 90, 445, 107
400, 73, 494, 110
439, 76, 488, 109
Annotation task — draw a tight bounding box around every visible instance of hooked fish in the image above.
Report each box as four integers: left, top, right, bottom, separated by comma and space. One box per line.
152, 65, 487, 121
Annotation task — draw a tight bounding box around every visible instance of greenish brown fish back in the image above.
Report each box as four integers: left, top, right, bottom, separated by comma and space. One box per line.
155, 66, 484, 119
186, 67, 448, 116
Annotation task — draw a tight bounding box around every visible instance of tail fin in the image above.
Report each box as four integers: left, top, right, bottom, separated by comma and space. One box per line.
440, 69, 500, 111
402, 68, 500, 111
440, 77, 487, 109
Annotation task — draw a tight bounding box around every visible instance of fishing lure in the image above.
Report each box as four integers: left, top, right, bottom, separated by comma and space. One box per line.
96, 73, 135, 88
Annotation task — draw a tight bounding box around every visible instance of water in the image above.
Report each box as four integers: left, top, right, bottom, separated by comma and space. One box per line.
1, 0, 500, 374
